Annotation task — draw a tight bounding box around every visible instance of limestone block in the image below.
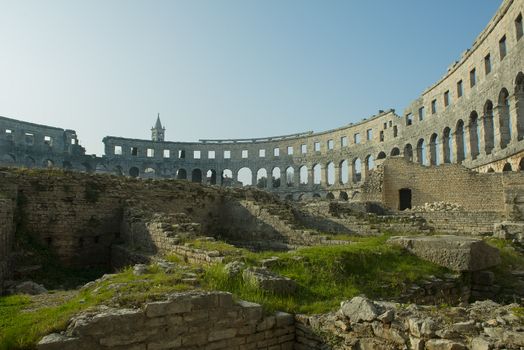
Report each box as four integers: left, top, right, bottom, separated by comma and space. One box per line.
340, 296, 382, 323
387, 235, 501, 272
242, 267, 297, 295
425, 339, 467, 350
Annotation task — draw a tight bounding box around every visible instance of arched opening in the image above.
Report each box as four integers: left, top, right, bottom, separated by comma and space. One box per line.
519, 158, 524, 171
469, 111, 480, 160
272, 167, 281, 188
399, 188, 412, 211
191, 169, 203, 183
237, 167, 253, 186
114, 166, 123, 176
339, 191, 349, 201
429, 134, 439, 165
312, 193, 321, 199
416, 139, 426, 165
455, 120, 466, 163
376, 151, 386, 160
483, 100, 495, 155
352, 158, 362, 183
403, 144, 413, 162
365, 155, 375, 175
129, 167, 139, 178
63, 161, 73, 170
498, 88, 511, 148
515, 72, 524, 140
326, 193, 335, 200
326, 162, 335, 185
144, 167, 156, 178
313, 164, 321, 184
487, 167, 495, 173
339, 160, 349, 184
390, 147, 400, 156
285, 166, 294, 187
0, 154, 15, 165
256, 168, 268, 188
442, 128, 452, 163
221, 169, 233, 185
503, 163, 513, 172
299, 165, 308, 185
176, 168, 187, 180
207, 169, 217, 185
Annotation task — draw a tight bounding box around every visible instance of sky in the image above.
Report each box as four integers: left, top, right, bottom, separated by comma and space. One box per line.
0, 0, 502, 156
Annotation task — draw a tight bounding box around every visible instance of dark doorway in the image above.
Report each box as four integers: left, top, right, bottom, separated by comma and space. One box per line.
399, 188, 412, 210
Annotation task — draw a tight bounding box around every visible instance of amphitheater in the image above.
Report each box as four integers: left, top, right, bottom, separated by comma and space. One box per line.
2, 1, 524, 350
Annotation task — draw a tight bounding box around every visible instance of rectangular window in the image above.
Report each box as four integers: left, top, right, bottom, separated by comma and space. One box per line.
327, 139, 334, 150
444, 91, 450, 107
287, 146, 293, 155
431, 99, 437, 114
242, 150, 248, 158
147, 148, 154, 157
301, 144, 307, 154
418, 107, 425, 121
208, 150, 215, 159
44, 135, 53, 146
379, 131, 384, 142
259, 149, 266, 157
393, 125, 398, 137
383, 122, 387, 129
5, 129, 11, 134
131, 147, 138, 156
25, 132, 34, 145
499, 35, 507, 60
484, 54, 491, 75
114, 146, 122, 155
314, 142, 320, 152
354, 133, 361, 143
389, 121, 392, 127
273, 147, 279, 157
516, 13, 523, 41
71, 138, 77, 145
457, 80, 463, 98
163, 149, 170, 158
470, 68, 477, 87
5, 129, 12, 139
223, 150, 231, 159
178, 150, 186, 159
341, 136, 348, 147
193, 150, 201, 159
366, 129, 373, 140
406, 114, 413, 126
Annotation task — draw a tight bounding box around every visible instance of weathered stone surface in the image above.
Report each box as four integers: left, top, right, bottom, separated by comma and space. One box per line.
242, 267, 297, 295
11, 281, 48, 295
387, 235, 501, 272
340, 296, 381, 323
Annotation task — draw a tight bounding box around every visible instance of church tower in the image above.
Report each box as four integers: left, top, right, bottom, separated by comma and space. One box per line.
151, 113, 165, 142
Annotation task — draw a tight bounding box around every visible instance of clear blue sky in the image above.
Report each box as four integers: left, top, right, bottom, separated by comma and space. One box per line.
0, 0, 501, 155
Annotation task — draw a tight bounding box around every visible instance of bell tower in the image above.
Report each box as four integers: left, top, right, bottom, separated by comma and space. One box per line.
151, 113, 165, 142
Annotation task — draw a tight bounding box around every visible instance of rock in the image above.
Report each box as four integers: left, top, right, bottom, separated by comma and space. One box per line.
387, 235, 501, 272
242, 267, 297, 295
12, 281, 47, 295
260, 256, 280, 268
340, 296, 381, 323
224, 261, 246, 278
377, 309, 395, 323
132, 264, 148, 275
425, 339, 467, 350
470, 337, 491, 350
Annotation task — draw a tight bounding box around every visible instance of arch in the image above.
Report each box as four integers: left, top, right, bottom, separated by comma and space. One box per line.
339, 191, 349, 201
503, 163, 513, 172
144, 167, 156, 178
498, 88, 511, 148
297, 194, 305, 201
416, 139, 426, 165
326, 162, 335, 185
455, 120, 466, 163
487, 167, 495, 173
313, 164, 321, 184
95, 163, 108, 173
519, 158, 524, 172
483, 100, 495, 154
365, 155, 375, 175
237, 167, 253, 186
191, 169, 203, 183
326, 193, 335, 200
390, 147, 400, 156
352, 158, 362, 183
442, 127, 452, 163
0, 154, 15, 165
339, 160, 349, 184
403, 144, 413, 162
129, 167, 139, 178
256, 168, 268, 188
113, 165, 123, 176
299, 165, 308, 185
176, 168, 187, 180
272, 167, 281, 188
285, 166, 294, 187
312, 193, 321, 199
206, 169, 217, 185
429, 134, 439, 165
376, 151, 387, 160
469, 111, 480, 160
515, 72, 524, 140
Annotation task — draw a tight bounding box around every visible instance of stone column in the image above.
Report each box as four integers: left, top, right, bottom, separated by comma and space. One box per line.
320, 164, 326, 186
463, 125, 472, 161
308, 166, 314, 186
478, 115, 487, 157
334, 164, 341, 185
511, 92, 524, 142
251, 171, 257, 187
293, 166, 299, 187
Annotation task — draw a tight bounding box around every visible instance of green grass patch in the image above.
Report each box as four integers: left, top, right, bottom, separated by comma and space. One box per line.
486, 238, 524, 293
183, 239, 247, 256
203, 235, 449, 314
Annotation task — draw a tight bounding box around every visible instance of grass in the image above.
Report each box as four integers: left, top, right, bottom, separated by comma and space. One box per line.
202, 235, 449, 314
486, 238, 524, 294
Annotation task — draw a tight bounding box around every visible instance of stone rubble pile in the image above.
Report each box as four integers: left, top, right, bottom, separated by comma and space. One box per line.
412, 202, 464, 212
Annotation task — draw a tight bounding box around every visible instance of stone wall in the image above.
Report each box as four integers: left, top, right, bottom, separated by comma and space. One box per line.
416, 211, 502, 236
37, 291, 295, 350
0, 197, 14, 293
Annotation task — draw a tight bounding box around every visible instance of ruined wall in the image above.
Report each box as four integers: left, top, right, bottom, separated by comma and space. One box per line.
0, 197, 14, 293
37, 291, 295, 350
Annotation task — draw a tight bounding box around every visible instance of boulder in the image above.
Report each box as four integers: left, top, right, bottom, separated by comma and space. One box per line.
12, 281, 47, 295
340, 296, 382, 323
242, 267, 296, 295
387, 235, 500, 272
